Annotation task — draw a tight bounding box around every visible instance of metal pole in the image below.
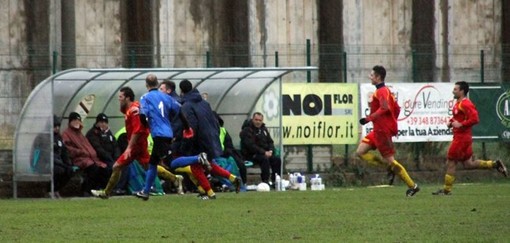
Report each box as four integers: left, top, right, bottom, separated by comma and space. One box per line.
412, 50, 417, 82
275, 51, 279, 67
306, 39, 313, 173
52, 51, 58, 74
343, 51, 349, 166
50, 77, 55, 199
480, 49, 487, 159
206, 51, 211, 68
306, 39, 311, 82
129, 50, 136, 68
278, 76, 284, 191
481, 50, 485, 84
276, 51, 283, 191
343, 51, 347, 82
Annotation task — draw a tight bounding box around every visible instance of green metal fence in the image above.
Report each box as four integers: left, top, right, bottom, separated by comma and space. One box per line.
1, 43, 509, 172
3, 43, 506, 83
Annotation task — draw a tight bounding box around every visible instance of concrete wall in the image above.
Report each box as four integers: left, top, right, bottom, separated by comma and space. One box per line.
248, 0, 319, 82
343, 0, 413, 83
0, 1, 29, 149
73, 0, 122, 68
158, 0, 207, 68
157, 0, 318, 79
435, 0, 502, 82
248, 0, 318, 67
343, 0, 503, 83
0, 0, 506, 152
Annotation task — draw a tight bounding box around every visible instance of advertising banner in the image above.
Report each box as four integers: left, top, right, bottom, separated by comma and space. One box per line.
282, 83, 359, 145
360, 83, 455, 142
469, 84, 510, 140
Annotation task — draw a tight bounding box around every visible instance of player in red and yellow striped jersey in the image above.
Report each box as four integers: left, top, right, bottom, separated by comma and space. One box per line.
357, 65, 420, 197
433, 81, 507, 195
91, 86, 183, 199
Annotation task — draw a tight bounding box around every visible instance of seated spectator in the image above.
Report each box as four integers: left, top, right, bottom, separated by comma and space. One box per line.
216, 112, 247, 186
240, 112, 282, 186
31, 114, 75, 198
62, 112, 112, 196
86, 113, 127, 195
86, 113, 120, 168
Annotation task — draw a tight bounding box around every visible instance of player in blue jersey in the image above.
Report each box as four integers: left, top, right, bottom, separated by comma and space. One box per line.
135, 74, 193, 200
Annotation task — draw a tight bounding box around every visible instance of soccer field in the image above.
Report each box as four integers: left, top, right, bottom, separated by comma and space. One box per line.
0, 183, 509, 242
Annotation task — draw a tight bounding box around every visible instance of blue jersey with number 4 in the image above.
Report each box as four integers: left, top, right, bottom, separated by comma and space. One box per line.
140, 89, 181, 138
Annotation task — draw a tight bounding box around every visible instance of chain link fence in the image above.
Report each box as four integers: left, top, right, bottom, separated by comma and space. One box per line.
1, 43, 508, 166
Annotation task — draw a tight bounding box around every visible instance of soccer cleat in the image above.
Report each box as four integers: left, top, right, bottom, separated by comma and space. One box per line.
432, 189, 451, 195
406, 184, 420, 197
233, 177, 242, 193
91, 189, 109, 199
494, 160, 508, 177
174, 175, 184, 195
387, 167, 395, 186
198, 152, 212, 171
199, 194, 216, 200
135, 191, 149, 201
149, 186, 164, 196
113, 189, 127, 196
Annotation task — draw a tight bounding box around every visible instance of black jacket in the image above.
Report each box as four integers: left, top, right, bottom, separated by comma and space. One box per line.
180, 88, 222, 158
239, 119, 275, 159
86, 125, 119, 165
31, 131, 72, 173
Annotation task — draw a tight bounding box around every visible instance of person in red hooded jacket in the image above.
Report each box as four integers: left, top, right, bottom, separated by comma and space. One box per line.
62, 111, 111, 196
432, 81, 507, 195
357, 65, 420, 197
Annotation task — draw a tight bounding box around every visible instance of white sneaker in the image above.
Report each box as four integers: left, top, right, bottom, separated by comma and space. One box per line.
174, 175, 184, 195
91, 189, 109, 199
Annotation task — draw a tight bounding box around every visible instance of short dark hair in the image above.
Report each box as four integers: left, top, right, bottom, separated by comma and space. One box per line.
372, 65, 386, 81
252, 112, 263, 118
159, 80, 176, 92
146, 74, 159, 88
179, 79, 193, 94
120, 86, 135, 101
455, 81, 469, 95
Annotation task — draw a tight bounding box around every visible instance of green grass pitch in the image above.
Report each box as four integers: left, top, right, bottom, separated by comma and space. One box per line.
0, 183, 509, 242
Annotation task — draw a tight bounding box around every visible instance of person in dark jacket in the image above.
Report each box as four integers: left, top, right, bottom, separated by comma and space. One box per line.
86, 113, 128, 195
86, 113, 120, 168
179, 79, 241, 198
62, 112, 111, 196
240, 112, 282, 185
31, 115, 75, 198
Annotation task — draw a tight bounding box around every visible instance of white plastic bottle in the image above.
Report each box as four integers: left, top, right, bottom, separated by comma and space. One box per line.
275, 173, 281, 191
289, 173, 295, 189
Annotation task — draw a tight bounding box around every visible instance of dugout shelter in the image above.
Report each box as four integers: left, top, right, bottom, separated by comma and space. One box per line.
13, 67, 317, 198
